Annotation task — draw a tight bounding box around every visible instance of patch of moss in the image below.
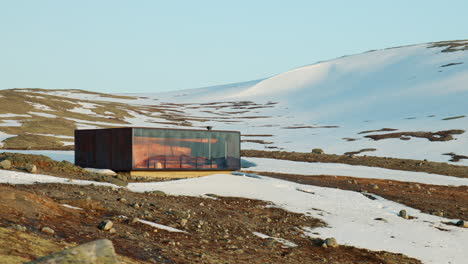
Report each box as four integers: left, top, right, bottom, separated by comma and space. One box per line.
0, 227, 73, 263
1, 134, 73, 150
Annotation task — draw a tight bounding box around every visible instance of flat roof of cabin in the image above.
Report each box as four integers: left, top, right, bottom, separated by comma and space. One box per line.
75, 127, 240, 133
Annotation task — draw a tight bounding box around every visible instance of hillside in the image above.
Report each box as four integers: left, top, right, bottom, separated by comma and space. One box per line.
0, 40, 467, 164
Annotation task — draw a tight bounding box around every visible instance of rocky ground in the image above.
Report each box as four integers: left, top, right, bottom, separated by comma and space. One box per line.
0, 183, 421, 264
0, 152, 431, 263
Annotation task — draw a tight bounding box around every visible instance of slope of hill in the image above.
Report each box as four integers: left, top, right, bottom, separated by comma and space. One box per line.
0, 40, 467, 164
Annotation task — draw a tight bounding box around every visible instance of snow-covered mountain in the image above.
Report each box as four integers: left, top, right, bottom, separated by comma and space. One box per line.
140, 40, 468, 164
0, 40, 467, 164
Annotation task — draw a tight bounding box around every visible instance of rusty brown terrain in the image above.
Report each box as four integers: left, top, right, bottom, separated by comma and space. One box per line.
0, 152, 428, 263
0, 183, 421, 264
443, 152, 468, 162
363, 129, 465, 142
2, 151, 468, 263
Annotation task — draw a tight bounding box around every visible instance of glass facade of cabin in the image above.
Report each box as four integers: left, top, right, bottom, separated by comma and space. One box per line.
75, 127, 241, 171
132, 128, 240, 170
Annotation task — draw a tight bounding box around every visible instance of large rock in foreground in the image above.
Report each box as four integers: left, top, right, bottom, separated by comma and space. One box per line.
0, 159, 12, 169
26, 239, 119, 264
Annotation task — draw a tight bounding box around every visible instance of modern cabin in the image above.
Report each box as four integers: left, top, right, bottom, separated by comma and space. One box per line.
74, 127, 241, 178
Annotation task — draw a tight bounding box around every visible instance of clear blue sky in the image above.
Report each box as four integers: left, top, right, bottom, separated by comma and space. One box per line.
1, 0, 467, 93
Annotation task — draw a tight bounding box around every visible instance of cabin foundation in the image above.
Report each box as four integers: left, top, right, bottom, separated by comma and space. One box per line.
129, 170, 234, 179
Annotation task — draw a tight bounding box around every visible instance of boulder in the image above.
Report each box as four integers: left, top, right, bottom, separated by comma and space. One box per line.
26, 239, 119, 264
0, 159, 12, 170
324, 237, 338, 248
150, 190, 166, 196
180, 219, 188, 227
11, 224, 27, 232
399, 209, 409, 219
98, 220, 114, 231
312, 148, 324, 154
456, 220, 468, 228
41, 227, 55, 235
25, 163, 37, 173
432, 211, 444, 217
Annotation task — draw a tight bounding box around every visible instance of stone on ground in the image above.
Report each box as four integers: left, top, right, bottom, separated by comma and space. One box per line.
324, 237, 338, 248
399, 210, 409, 219
312, 148, 324, 154
25, 163, 37, 173
26, 239, 119, 264
0, 159, 12, 169
41, 227, 55, 235
98, 220, 114, 231
456, 220, 468, 228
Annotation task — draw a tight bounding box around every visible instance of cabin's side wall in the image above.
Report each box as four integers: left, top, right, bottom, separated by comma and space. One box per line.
75, 130, 97, 168
75, 128, 133, 170
94, 129, 112, 169
111, 128, 133, 171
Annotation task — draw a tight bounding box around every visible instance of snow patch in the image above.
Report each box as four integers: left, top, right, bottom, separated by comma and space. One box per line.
0, 113, 30, 118
29, 102, 54, 111
0, 120, 22, 127
61, 204, 84, 210
29, 111, 57, 118
252, 232, 298, 248
0, 170, 117, 187
84, 168, 117, 176
0, 131, 16, 147
69, 107, 96, 115
137, 219, 188, 233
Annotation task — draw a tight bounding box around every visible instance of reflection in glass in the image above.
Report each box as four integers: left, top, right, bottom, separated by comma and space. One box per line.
132, 128, 240, 170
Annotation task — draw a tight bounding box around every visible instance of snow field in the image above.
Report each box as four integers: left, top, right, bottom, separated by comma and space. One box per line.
0, 131, 16, 147
127, 174, 467, 264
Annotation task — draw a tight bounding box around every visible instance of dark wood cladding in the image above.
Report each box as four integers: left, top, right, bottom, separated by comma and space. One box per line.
111, 128, 132, 170
74, 130, 96, 167
75, 128, 132, 170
